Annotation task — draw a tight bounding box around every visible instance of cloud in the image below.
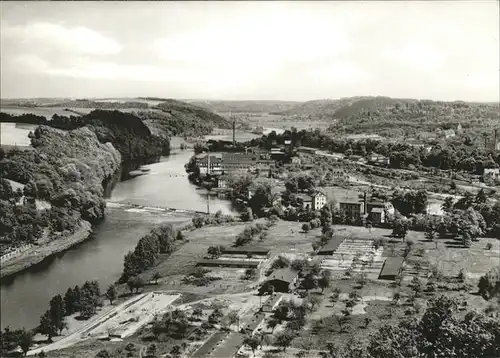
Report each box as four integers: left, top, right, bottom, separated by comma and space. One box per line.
152, 16, 352, 71
2, 22, 123, 55
381, 44, 446, 71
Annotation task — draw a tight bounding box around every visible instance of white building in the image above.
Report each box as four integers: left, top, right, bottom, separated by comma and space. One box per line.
483, 168, 500, 184
311, 191, 327, 210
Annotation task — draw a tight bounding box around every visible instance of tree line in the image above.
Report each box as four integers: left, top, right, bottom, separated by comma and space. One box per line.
246, 128, 499, 175
120, 224, 184, 283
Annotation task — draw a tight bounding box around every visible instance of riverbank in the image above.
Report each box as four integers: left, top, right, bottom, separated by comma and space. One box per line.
0, 221, 92, 280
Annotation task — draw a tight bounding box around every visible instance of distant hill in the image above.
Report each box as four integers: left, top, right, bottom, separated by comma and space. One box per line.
273, 96, 415, 119
133, 101, 229, 138
332, 98, 500, 137
39, 99, 150, 110
184, 100, 300, 114
330, 96, 417, 119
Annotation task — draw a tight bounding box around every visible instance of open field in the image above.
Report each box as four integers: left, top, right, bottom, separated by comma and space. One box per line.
0, 106, 74, 118
23, 218, 500, 357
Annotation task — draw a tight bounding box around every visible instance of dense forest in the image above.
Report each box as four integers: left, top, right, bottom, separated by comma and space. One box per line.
330, 99, 500, 138
0, 126, 121, 251
40, 99, 150, 109
1, 110, 170, 162
246, 128, 500, 175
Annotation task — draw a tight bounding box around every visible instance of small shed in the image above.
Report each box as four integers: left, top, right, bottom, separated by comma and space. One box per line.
317, 235, 346, 255
260, 268, 299, 293
378, 257, 404, 280
222, 247, 270, 256
196, 259, 260, 269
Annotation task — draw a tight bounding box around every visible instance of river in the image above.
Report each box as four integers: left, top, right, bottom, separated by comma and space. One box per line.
0, 147, 236, 330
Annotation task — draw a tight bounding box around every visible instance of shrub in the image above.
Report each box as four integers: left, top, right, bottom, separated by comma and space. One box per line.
302, 223, 311, 232
478, 266, 500, 300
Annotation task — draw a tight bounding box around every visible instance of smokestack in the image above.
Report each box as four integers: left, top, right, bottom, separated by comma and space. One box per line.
494, 129, 498, 150
232, 121, 236, 146
484, 134, 488, 149
363, 192, 367, 215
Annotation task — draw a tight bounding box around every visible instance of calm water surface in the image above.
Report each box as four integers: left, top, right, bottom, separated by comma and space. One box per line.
0, 148, 236, 330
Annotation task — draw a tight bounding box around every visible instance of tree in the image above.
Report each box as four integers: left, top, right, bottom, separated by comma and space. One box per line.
38, 311, 57, 342
127, 276, 145, 294
145, 343, 158, 358
191, 307, 203, 320
106, 285, 117, 305
478, 266, 500, 300
170, 345, 181, 357
208, 308, 223, 324
152, 272, 161, 285
441, 197, 454, 213
96, 350, 110, 358
241, 207, 254, 222
392, 292, 401, 305
207, 245, 224, 259
302, 222, 311, 233
64, 287, 78, 315
364, 317, 372, 328
475, 189, 488, 204
48, 295, 66, 334
18, 329, 33, 356
318, 270, 332, 293
411, 277, 422, 296
356, 273, 367, 288
391, 218, 408, 240
267, 317, 279, 333
243, 336, 260, 356
275, 330, 295, 352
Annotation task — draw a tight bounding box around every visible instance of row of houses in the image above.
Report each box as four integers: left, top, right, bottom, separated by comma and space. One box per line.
293, 190, 395, 225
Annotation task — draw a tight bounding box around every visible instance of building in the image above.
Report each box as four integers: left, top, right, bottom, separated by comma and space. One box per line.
317, 235, 346, 255
368, 154, 390, 166
457, 123, 463, 133
339, 200, 365, 220
196, 259, 260, 269
217, 176, 227, 189
291, 156, 301, 165
195, 153, 223, 174
378, 257, 404, 280
221, 247, 270, 256
261, 293, 283, 312
311, 191, 327, 210
369, 207, 385, 224
496, 141, 500, 151
296, 193, 313, 210
260, 268, 299, 293
443, 129, 456, 139
367, 201, 395, 216
483, 168, 500, 184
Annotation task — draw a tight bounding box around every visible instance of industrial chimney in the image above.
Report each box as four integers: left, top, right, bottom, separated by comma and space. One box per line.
363, 192, 367, 215
232, 121, 236, 146
494, 129, 498, 150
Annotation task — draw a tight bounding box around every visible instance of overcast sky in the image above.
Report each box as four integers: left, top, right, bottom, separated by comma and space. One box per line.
1, 1, 498, 101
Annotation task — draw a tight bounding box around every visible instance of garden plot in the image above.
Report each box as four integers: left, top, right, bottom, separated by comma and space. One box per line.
320, 238, 385, 277
85, 292, 180, 339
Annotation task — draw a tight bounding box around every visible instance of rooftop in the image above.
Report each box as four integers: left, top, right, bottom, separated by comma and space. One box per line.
317, 235, 347, 254
296, 193, 312, 202
268, 268, 299, 283
379, 257, 404, 278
